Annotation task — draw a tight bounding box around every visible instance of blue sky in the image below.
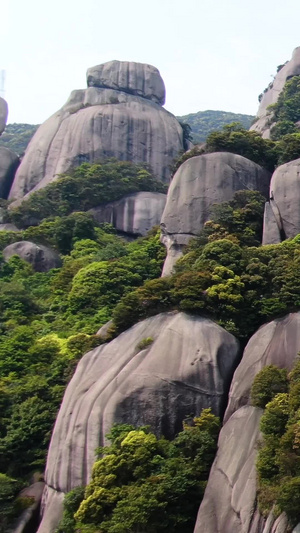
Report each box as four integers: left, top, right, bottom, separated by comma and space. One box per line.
2, 0, 300, 123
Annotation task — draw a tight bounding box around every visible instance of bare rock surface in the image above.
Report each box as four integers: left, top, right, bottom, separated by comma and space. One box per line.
161, 152, 270, 274
89, 191, 166, 235
250, 47, 300, 138
10, 482, 44, 533
38, 312, 239, 532
3, 241, 62, 272
8, 62, 184, 203
87, 60, 165, 105
225, 312, 300, 422
263, 159, 300, 244
194, 405, 264, 533
0, 97, 8, 135
0, 146, 19, 199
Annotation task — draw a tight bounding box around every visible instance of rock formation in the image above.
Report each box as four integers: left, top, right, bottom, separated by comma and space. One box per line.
0, 97, 8, 136
89, 191, 166, 236
8, 61, 184, 204
0, 98, 20, 199
250, 47, 300, 138
263, 158, 300, 244
3, 241, 62, 272
160, 152, 270, 274
194, 312, 300, 533
38, 311, 239, 532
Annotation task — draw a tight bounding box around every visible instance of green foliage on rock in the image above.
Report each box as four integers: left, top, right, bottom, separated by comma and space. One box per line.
8, 160, 166, 227
269, 76, 300, 140
57, 411, 220, 533
251, 365, 288, 408
254, 359, 300, 526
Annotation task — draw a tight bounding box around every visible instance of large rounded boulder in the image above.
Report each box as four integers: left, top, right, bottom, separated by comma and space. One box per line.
3, 241, 62, 272
8, 61, 184, 203
38, 311, 239, 532
160, 152, 270, 274
263, 158, 300, 244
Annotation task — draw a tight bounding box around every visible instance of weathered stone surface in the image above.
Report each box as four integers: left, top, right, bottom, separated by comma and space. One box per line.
3, 241, 62, 272
0, 97, 8, 136
0, 146, 19, 199
86, 60, 165, 105
263, 159, 300, 244
0, 223, 19, 231
250, 47, 300, 138
194, 406, 264, 533
160, 152, 270, 274
10, 482, 44, 533
38, 486, 65, 533
225, 313, 300, 422
8, 64, 184, 203
38, 312, 239, 532
89, 191, 166, 236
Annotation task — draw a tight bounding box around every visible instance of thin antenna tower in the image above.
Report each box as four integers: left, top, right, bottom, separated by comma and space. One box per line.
0, 70, 6, 98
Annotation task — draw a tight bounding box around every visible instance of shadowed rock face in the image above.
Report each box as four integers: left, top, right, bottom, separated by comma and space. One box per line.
3, 241, 62, 272
194, 406, 264, 533
263, 159, 300, 244
89, 191, 166, 236
250, 47, 300, 138
0, 146, 19, 199
160, 152, 270, 275
8, 62, 184, 203
0, 97, 8, 136
37, 312, 239, 533
87, 60, 166, 105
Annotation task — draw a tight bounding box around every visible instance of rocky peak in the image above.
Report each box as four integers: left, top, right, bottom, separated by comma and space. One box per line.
0, 97, 8, 136
86, 60, 166, 105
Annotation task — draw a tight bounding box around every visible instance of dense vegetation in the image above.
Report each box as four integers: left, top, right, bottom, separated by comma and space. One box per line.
268, 76, 300, 140
0, 123, 39, 156
176, 110, 254, 143
173, 121, 300, 174
251, 362, 300, 527
57, 411, 220, 533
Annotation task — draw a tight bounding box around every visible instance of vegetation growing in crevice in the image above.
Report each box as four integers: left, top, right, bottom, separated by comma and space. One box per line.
252, 361, 300, 527
57, 410, 220, 533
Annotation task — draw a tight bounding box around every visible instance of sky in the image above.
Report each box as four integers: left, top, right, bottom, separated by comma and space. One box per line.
2, 0, 300, 124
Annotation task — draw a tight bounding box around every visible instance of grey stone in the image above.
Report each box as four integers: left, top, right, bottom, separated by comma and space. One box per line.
194, 406, 264, 533
0, 97, 8, 136
86, 60, 165, 105
263, 159, 300, 243
3, 241, 62, 272
160, 152, 270, 274
10, 482, 44, 533
0, 223, 19, 231
38, 486, 65, 533
0, 146, 19, 199
250, 47, 300, 138
96, 320, 113, 338
38, 312, 239, 532
89, 191, 166, 236
225, 312, 300, 422
8, 65, 184, 203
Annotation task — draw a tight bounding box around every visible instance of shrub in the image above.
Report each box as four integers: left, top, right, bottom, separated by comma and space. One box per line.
251, 365, 288, 408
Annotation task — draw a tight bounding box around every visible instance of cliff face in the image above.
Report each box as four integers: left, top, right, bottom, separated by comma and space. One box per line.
8, 61, 184, 203
250, 47, 300, 138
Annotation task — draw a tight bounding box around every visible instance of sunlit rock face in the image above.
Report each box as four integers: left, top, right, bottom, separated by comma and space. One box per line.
160, 152, 270, 275
263, 158, 300, 244
194, 312, 300, 533
89, 191, 166, 236
250, 46, 300, 138
8, 61, 184, 203
37, 311, 239, 533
